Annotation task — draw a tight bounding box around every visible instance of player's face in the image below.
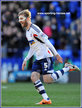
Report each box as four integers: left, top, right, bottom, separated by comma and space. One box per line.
19, 15, 28, 27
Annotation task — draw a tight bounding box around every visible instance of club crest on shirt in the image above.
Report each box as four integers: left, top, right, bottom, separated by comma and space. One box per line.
28, 40, 35, 45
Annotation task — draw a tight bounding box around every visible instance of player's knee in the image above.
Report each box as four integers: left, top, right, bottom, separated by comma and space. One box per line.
31, 72, 36, 82
31, 72, 39, 83
43, 75, 53, 84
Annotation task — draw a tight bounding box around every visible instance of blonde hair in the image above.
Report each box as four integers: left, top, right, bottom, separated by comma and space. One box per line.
18, 9, 31, 18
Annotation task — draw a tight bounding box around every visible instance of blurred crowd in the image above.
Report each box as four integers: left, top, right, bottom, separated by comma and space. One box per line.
1, 1, 81, 58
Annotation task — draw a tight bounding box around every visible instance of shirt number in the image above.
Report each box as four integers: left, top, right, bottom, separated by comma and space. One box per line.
44, 63, 48, 71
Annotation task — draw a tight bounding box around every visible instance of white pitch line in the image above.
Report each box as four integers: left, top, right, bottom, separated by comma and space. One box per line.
2, 86, 7, 89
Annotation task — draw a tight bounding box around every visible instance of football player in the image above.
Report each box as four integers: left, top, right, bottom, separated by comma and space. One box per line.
18, 9, 80, 104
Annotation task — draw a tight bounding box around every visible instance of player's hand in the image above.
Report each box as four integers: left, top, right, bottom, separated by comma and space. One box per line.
22, 60, 27, 71
55, 54, 63, 63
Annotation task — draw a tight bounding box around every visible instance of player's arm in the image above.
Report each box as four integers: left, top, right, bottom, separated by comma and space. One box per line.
32, 24, 63, 63
36, 30, 63, 63
22, 47, 34, 70
44, 38, 63, 63
40, 33, 63, 63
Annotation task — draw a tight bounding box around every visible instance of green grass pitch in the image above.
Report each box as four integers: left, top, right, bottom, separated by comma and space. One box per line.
2, 82, 80, 107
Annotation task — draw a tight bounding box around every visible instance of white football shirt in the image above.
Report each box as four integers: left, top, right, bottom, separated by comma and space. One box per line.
24, 24, 58, 61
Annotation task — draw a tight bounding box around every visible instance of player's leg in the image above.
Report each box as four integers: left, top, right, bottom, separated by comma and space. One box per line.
31, 72, 40, 83
43, 74, 53, 83
43, 67, 69, 83
42, 57, 55, 83
43, 62, 80, 83
31, 60, 51, 104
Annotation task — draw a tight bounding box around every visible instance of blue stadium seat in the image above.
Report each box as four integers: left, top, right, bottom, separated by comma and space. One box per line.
51, 2, 59, 7
57, 50, 72, 59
